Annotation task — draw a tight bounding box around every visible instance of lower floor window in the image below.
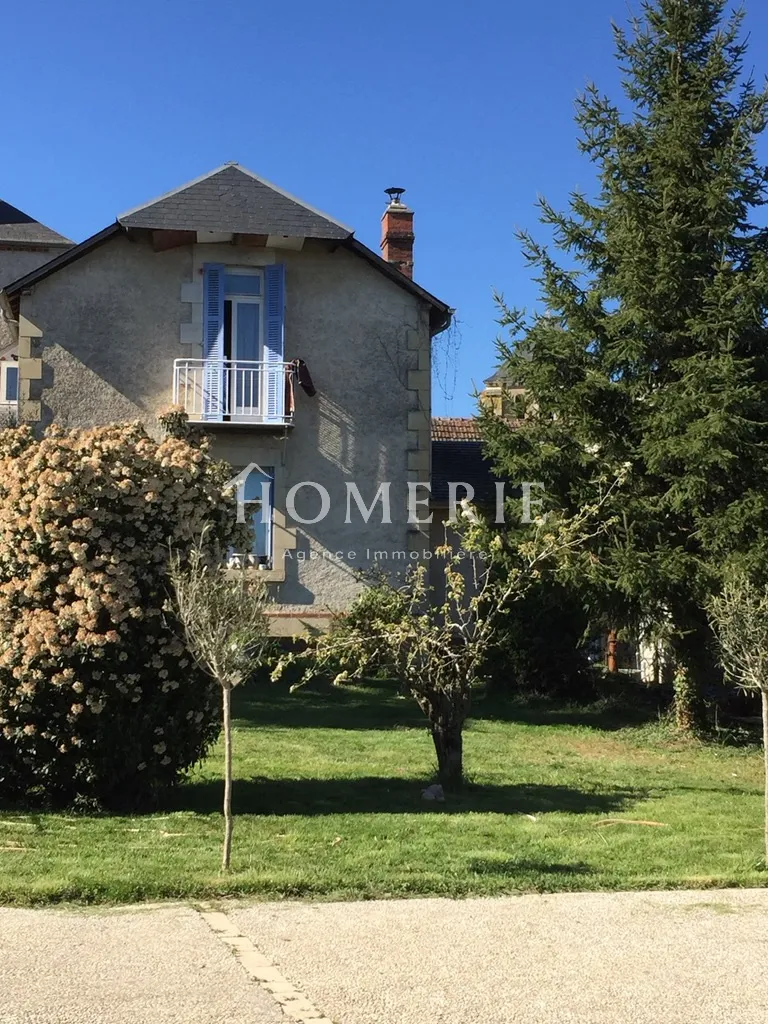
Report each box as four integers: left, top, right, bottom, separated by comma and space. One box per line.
1, 361, 18, 404
227, 465, 274, 570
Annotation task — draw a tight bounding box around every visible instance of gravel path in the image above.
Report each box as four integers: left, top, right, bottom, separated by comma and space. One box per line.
2, 889, 767, 1023
0, 904, 282, 1024
231, 889, 768, 1024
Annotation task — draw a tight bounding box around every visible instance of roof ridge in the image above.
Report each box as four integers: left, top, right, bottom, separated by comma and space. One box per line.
117, 162, 353, 235
226, 164, 353, 235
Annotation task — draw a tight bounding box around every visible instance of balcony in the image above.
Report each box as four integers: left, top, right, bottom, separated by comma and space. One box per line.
173, 359, 294, 425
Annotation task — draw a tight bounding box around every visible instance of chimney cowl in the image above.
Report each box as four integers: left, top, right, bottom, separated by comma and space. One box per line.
384, 186, 408, 208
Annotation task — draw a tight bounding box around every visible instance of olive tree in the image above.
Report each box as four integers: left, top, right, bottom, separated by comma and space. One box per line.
709, 574, 768, 863
275, 495, 611, 790
170, 544, 272, 870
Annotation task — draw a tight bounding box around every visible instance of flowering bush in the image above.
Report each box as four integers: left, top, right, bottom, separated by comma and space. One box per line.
0, 421, 249, 810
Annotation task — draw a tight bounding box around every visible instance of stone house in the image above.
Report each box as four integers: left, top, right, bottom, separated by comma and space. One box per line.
0, 202, 72, 422
0, 164, 451, 634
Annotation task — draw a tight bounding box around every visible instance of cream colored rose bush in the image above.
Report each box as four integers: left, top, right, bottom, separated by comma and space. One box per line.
0, 421, 248, 810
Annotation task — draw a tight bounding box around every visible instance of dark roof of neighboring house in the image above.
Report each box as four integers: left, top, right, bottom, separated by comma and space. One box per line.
484, 366, 525, 388
431, 439, 498, 505
1, 164, 452, 333
432, 416, 483, 441
0, 201, 72, 247
118, 163, 353, 239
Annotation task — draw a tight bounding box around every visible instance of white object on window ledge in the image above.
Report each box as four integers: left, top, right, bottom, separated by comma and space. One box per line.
226, 552, 271, 571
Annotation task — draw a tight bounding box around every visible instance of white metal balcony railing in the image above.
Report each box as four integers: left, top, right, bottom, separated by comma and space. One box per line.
173, 359, 293, 425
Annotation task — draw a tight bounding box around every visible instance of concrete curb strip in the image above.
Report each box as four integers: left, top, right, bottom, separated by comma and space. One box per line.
197, 905, 335, 1024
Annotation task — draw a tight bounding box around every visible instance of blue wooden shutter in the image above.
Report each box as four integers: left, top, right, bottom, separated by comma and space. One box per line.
244, 467, 274, 563
202, 263, 225, 420
264, 264, 285, 422
4, 366, 18, 402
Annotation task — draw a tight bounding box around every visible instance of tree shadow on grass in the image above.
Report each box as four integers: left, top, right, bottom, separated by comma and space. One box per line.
234, 680, 424, 733
166, 776, 644, 818
237, 679, 667, 735
473, 692, 665, 731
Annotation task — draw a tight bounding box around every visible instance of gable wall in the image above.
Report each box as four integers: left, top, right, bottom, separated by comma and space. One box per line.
0, 246, 70, 351
17, 233, 432, 623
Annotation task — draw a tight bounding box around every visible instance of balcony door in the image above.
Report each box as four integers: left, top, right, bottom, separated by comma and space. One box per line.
224, 270, 264, 420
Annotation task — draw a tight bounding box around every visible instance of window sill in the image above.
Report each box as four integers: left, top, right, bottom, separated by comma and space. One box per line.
224, 564, 285, 584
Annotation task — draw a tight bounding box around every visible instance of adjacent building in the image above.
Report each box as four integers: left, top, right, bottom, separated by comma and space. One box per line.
0, 201, 72, 421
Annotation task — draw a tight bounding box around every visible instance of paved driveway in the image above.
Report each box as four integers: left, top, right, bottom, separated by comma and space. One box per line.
2, 889, 767, 1023
0, 904, 281, 1024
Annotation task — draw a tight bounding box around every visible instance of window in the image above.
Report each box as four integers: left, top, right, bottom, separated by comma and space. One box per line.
227, 465, 274, 570
202, 262, 285, 423
501, 390, 526, 420
224, 270, 263, 416
1, 361, 18, 404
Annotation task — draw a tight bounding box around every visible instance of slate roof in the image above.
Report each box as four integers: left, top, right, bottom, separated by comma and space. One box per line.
484, 366, 524, 388
0, 201, 72, 247
431, 440, 499, 505
431, 417, 483, 441
118, 163, 352, 239
2, 164, 452, 332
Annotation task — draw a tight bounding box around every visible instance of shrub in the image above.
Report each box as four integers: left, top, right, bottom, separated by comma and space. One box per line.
271, 574, 409, 692
324, 574, 410, 680
0, 421, 248, 810
481, 580, 592, 697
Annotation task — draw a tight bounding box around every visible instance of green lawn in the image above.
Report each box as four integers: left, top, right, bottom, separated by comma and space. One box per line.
0, 681, 766, 905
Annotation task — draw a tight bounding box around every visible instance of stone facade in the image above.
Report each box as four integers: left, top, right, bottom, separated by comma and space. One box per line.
14, 231, 436, 632
0, 203, 73, 353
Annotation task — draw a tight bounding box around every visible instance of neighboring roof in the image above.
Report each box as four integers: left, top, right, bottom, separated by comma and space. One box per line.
431, 439, 498, 505
484, 366, 524, 388
0, 201, 72, 247
2, 224, 122, 298
118, 163, 352, 240
431, 417, 483, 441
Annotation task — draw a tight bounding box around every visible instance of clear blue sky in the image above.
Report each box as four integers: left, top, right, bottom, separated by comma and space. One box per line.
4, 0, 768, 416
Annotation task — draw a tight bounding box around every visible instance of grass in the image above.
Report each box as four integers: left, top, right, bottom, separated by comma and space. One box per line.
0, 681, 766, 905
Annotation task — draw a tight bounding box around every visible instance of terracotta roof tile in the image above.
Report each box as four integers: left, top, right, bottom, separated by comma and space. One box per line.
431, 417, 483, 441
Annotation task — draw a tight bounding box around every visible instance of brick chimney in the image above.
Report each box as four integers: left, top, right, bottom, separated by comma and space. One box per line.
380, 187, 414, 278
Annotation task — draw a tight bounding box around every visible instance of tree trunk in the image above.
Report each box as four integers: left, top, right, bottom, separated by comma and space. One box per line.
670, 618, 712, 734
606, 630, 618, 673
222, 684, 233, 872
762, 690, 768, 867
672, 664, 703, 734
431, 721, 464, 791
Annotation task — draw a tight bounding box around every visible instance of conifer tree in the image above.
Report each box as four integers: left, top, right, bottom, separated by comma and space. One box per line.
485, 0, 768, 727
